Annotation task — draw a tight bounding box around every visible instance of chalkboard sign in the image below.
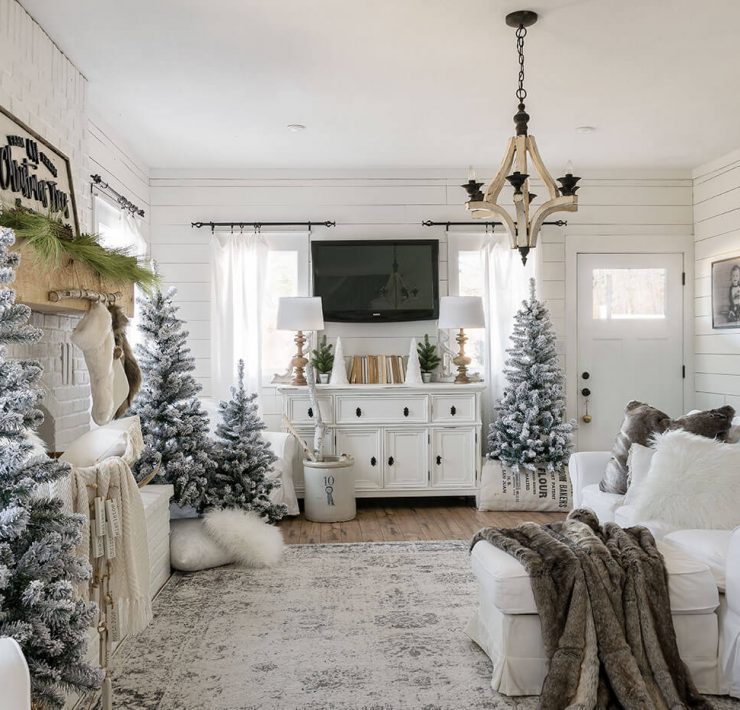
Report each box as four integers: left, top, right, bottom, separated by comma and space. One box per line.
0, 105, 79, 234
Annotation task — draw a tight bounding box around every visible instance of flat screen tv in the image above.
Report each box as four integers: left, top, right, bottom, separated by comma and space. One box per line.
312, 239, 439, 322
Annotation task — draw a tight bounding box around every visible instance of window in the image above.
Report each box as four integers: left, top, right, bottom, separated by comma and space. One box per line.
448, 234, 486, 374
261, 234, 309, 384
592, 268, 667, 320
92, 192, 148, 347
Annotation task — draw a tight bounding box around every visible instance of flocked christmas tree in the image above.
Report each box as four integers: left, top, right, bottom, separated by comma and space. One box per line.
206, 360, 287, 523
0, 227, 103, 708
488, 278, 574, 471
129, 288, 215, 508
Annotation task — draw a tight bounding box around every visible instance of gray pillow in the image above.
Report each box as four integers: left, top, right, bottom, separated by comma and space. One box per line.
671, 405, 735, 440
600, 401, 671, 494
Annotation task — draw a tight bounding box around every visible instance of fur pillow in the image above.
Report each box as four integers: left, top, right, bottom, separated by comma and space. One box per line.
670, 405, 735, 440
170, 519, 234, 572
623, 443, 656, 506
600, 401, 670, 494
203, 509, 284, 568
633, 430, 740, 529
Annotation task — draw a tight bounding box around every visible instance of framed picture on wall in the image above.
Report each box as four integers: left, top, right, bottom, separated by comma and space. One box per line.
711, 255, 740, 329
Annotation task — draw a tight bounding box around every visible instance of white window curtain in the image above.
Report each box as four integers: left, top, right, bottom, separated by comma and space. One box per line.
480, 232, 536, 433
211, 231, 269, 400
211, 231, 310, 404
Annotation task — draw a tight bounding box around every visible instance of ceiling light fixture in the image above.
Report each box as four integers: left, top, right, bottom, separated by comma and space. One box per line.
462, 10, 580, 265
287, 123, 306, 132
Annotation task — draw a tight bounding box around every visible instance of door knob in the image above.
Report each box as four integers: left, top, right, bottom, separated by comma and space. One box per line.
582, 371, 590, 379
581, 388, 591, 397
388, 456, 394, 466
450, 405, 457, 416
403, 406, 409, 417
436, 455, 442, 465
356, 407, 362, 417
307, 407, 313, 418
370, 456, 376, 466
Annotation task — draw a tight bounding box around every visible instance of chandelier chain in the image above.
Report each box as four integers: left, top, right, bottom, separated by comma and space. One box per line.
515, 24, 527, 104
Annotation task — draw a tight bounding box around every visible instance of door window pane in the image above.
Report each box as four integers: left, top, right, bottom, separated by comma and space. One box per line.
592, 268, 667, 320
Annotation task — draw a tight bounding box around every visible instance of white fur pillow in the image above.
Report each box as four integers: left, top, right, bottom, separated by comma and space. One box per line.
623, 443, 656, 506
170, 519, 234, 572
60, 428, 129, 468
633, 430, 740, 529
204, 509, 284, 568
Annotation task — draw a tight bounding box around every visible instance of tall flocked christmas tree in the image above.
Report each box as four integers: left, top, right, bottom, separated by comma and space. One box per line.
129, 288, 215, 508
0, 227, 103, 708
206, 360, 287, 523
488, 278, 574, 471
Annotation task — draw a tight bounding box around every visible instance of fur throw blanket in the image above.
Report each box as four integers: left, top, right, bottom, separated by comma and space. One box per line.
471, 509, 711, 709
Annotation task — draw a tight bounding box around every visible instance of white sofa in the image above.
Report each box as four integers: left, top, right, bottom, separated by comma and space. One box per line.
568, 450, 740, 698
0, 638, 31, 710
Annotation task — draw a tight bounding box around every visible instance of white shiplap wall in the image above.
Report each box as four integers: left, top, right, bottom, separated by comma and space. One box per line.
693, 148, 740, 411
149, 168, 693, 431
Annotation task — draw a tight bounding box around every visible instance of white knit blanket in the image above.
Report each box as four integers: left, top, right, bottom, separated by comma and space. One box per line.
66, 457, 152, 641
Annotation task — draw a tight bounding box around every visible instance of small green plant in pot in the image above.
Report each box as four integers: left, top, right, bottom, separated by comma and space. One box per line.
417, 334, 441, 383
310, 335, 334, 383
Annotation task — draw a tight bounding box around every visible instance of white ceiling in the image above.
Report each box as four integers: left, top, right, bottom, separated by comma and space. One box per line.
19, 0, 740, 171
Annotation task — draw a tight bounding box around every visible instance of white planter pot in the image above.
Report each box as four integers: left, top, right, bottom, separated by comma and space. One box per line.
318, 373, 330, 384
303, 455, 355, 522
421, 372, 432, 383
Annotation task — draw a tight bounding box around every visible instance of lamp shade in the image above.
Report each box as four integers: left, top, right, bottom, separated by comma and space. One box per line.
276, 297, 324, 331
438, 296, 485, 329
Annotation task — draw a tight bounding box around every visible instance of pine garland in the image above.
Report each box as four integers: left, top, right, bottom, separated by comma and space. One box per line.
0, 207, 158, 290
0, 226, 103, 708
207, 360, 287, 523
488, 278, 575, 471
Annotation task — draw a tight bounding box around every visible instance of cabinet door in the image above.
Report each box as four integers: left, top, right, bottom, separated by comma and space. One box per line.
335, 428, 383, 491
384, 429, 428, 489
431, 427, 477, 489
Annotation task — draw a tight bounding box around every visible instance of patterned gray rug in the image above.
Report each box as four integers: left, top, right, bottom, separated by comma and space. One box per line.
110, 541, 740, 709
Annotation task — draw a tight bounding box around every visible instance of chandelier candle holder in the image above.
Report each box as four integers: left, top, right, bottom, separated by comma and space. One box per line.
277, 297, 325, 386
464, 10, 581, 265
438, 296, 485, 384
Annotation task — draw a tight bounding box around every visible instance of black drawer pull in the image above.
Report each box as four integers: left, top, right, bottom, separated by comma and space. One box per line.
403, 406, 409, 417
370, 456, 376, 467
450, 405, 457, 416
436, 455, 442, 465
307, 407, 313, 418
388, 456, 394, 466
356, 407, 362, 418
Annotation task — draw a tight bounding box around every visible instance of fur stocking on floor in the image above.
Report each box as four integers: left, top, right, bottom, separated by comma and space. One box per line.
203, 509, 284, 567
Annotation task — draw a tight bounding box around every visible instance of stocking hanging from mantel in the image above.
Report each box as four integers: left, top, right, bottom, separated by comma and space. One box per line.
109, 303, 141, 418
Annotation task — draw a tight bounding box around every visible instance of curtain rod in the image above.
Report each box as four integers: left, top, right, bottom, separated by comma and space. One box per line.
192, 220, 336, 233
422, 220, 567, 231
90, 174, 145, 217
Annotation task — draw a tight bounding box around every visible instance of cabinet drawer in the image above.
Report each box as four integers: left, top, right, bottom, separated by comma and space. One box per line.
336, 395, 428, 424
286, 395, 333, 424
431, 394, 476, 423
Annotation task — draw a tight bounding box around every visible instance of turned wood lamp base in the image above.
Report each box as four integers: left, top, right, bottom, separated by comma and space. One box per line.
291, 330, 309, 386
453, 327, 472, 384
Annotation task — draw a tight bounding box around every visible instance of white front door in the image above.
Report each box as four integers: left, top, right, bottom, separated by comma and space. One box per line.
576, 252, 685, 451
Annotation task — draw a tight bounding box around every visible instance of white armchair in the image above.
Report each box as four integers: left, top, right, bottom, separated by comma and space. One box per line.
568, 451, 611, 507
722, 527, 740, 697
0, 638, 31, 710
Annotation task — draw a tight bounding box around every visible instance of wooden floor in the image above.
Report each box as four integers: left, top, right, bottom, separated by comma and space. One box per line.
278, 497, 565, 545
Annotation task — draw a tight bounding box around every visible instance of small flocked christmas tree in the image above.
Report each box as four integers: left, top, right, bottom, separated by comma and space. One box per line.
129, 288, 215, 508
206, 360, 287, 523
488, 278, 574, 471
0, 227, 103, 708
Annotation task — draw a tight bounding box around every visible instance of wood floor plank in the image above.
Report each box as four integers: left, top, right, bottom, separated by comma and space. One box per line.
280, 498, 567, 545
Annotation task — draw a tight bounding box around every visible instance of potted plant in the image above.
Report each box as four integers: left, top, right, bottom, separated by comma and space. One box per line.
417, 334, 441, 383
310, 335, 334, 384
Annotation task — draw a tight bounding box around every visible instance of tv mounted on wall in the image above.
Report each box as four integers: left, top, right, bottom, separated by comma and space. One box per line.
312, 239, 439, 323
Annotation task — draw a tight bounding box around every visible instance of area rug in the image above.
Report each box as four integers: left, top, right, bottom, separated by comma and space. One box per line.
109, 541, 740, 710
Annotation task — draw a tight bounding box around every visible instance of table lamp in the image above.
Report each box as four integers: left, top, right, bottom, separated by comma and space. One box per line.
438, 296, 485, 384
277, 297, 325, 386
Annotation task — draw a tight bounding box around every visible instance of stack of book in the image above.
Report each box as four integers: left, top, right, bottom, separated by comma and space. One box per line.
349, 355, 408, 384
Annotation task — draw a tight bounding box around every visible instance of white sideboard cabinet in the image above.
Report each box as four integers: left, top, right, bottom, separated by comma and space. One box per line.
278, 382, 485, 497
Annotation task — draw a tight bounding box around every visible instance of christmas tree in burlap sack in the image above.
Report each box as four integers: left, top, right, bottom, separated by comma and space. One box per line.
206, 360, 287, 523
488, 278, 574, 471
0, 227, 103, 708
129, 287, 215, 508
